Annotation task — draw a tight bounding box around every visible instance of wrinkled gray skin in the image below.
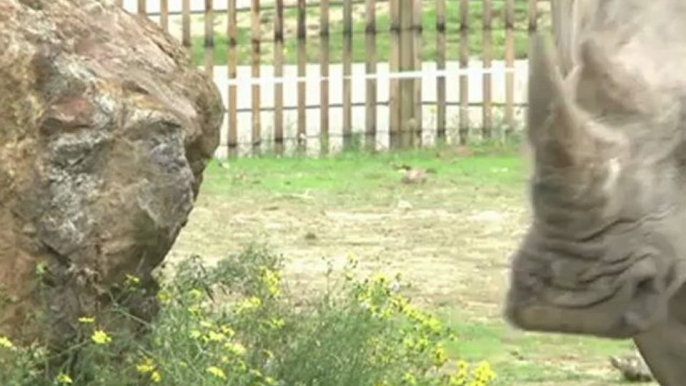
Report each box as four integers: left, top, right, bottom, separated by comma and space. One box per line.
504, 1, 686, 385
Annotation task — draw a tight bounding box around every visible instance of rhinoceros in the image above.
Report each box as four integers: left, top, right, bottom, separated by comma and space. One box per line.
504, 0, 686, 385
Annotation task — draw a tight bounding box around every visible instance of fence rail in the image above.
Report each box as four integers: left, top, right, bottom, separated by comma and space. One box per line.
118, 0, 550, 157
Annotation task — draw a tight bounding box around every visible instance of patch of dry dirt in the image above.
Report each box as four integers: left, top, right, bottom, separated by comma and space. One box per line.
168, 192, 528, 318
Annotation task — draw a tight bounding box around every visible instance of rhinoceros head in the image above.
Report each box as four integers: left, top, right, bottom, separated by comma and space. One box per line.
505, 1, 686, 339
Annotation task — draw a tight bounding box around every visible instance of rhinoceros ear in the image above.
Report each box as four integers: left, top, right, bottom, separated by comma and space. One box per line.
527, 33, 588, 166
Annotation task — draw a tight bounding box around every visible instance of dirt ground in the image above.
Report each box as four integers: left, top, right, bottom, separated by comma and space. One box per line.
167, 187, 525, 318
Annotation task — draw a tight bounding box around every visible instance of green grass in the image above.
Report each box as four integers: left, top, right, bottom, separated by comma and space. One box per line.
201, 141, 525, 206
440, 310, 634, 385
190, 1, 539, 66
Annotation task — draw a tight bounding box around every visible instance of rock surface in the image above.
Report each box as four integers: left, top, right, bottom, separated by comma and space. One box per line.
0, 0, 223, 345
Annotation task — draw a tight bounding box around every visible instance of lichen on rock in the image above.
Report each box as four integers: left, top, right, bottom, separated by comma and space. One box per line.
0, 0, 223, 347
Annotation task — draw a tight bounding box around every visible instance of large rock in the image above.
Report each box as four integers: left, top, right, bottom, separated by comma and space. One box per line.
0, 0, 223, 345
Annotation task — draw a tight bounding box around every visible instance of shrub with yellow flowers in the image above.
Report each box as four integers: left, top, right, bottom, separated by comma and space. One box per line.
0, 244, 496, 386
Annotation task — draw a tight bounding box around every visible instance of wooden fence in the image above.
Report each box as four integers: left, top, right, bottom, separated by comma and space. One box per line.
117, 0, 549, 157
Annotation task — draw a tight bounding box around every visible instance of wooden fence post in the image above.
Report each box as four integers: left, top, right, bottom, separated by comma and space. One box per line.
482, 0, 493, 139
320, 0, 330, 154
182, 0, 191, 48
389, 0, 401, 149
297, 0, 307, 153
436, 0, 446, 143
412, 0, 422, 147
227, 0, 238, 158
274, 0, 285, 155
251, 0, 261, 155
138, 0, 146, 16
204, 0, 214, 78
505, 0, 515, 137
459, 0, 469, 145
342, 0, 353, 150
365, 0, 377, 152
160, 0, 169, 32
398, 0, 417, 149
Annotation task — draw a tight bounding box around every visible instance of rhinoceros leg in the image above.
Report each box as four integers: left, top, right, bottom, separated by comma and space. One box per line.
632, 286, 686, 386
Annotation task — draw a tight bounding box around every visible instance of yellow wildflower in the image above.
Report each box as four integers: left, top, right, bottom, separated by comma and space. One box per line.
220, 325, 235, 337
235, 296, 261, 313
55, 373, 73, 384
78, 316, 95, 324
472, 361, 496, 383
259, 266, 281, 297
224, 341, 247, 356
0, 335, 15, 350
189, 330, 202, 339
91, 329, 112, 345
189, 289, 203, 299
157, 290, 171, 304
136, 357, 155, 373
235, 359, 248, 372
187, 305, 203, 316
268, 317, 285, 329
206, 366, 227, 380
124, 274, 140, 287
208, 330, 226, 342
402, 372, 417, 385
433, 346, 448, 367
150, 371, 161, 383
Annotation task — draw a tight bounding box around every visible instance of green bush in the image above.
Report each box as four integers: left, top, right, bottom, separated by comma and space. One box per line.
0, 245, 496, 386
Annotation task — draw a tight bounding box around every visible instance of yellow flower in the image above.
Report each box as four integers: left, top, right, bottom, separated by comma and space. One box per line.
472, 361, 496, 382
402, 372, 417, 385
268, 317, 285, 329
224, 341, 246, 356
136, 357, 155, 373
206, 366, 227, 379
433, 346, 448, 367
54, 372, 73, 384
150, 370, 162, 383
372, 273, 389, 284
208, 330, 227, 342
235, 297, 261, 313
189, 330, 202, 339
220, 325, 235, 337
259, 266, 281, 297
91, 329, 112, 345
187, 305, 203, 316
346, 252, 358, 266
0, 335, 15, 350
189, 289, 203, 300
124, 274, 140, 287
78, 316, 95, 324
157, 290, 171, 304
